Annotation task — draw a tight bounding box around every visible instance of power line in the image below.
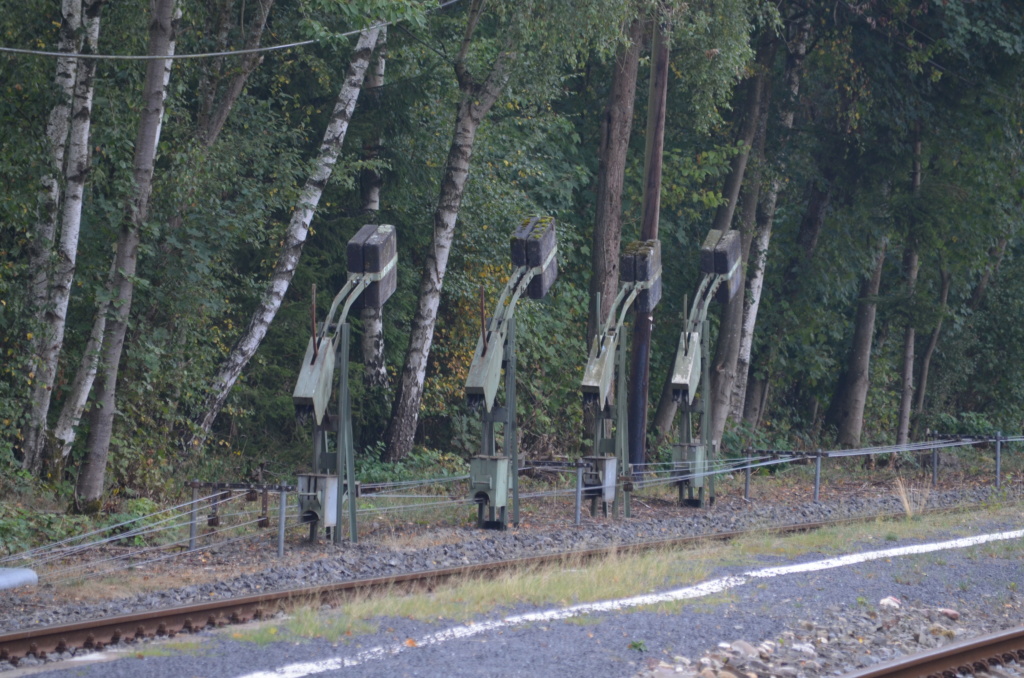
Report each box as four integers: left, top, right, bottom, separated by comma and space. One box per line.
0, 0, 464, 62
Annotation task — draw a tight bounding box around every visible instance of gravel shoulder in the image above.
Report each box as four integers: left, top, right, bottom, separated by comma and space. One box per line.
3, 485, 1023, 677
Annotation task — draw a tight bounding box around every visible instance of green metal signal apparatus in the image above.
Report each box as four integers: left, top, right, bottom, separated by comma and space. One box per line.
292, 223, 397, 544
669, 228, 740, 507
466, 216, 558, 530
581, 239, 662, 518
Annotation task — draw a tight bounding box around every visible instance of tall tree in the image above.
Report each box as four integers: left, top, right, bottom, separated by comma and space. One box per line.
828, 238, 887, 448
77, 0, 179, 509
22, 0, 104, 472
628, 18, 669, 469
359, 26, 390, 390
586, 19, 643, 347
383, 0, 633, 461
191, 26, 384, 445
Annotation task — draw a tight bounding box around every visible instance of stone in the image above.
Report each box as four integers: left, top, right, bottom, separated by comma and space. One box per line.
730, 640, 759, 659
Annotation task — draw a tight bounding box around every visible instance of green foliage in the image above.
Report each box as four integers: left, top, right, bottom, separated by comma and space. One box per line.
356, 445, 466, 484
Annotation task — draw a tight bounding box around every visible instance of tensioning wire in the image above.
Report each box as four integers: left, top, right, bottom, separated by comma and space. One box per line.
0, 0, 465, 61
1, 491, 239, 565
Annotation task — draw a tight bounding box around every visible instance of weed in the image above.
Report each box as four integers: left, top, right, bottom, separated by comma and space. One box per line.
629, 640, 647, 652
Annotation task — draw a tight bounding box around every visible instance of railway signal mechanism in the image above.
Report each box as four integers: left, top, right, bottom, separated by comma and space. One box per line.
465, 216, 558, 530
292, 223, 397, 544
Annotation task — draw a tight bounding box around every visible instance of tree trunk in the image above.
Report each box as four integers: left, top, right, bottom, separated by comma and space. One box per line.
912, 268, 951, 423
829, 239, 887, 448
360, 27, 389, 390
742, 373, 768, 427
895, 136, 922, 445
383, 0, 513, 462
190, 27, 382, 446
628, 20, 669, 470
895, 248, 919, 444
969, 237, 1007, 311
652, 41, 773, 448
730, 19, 807, 425
586, 19, 642, 345
49, 284, 109, 463
196, 0, 274, 147
22, 0, 87, 471
706, 39, 772, 446
76, 0, 178, 510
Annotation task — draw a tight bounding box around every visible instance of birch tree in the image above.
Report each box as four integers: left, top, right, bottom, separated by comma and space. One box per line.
50, 0, 275, 464
359, 26, 390, 390
77, 0, 179, 509
383, 0, 633, 462
191, 26, 384, 446
22, 0, 103, 472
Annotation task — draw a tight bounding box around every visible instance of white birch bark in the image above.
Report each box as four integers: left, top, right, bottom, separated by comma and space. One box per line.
191, 27, 382, 445
383, 5, 513, 460
77, 0, 179, 508
50, 287, 109, 461
360, 27, 389, 390
22, 0, 99, 473
29, 0, 81, 314
729, 19, 808, 423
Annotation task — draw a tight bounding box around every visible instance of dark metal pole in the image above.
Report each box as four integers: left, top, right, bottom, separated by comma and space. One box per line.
813, 450, 822, 502
278, 489, 287, 557
575, 463, 583, 526
995, 431, 1002, 490
188, 483, 198, 551
341, 324, 358, 544
932, 446, 938, 488
627, 22, 670, 476
744, 449, 751, 501
507, 318, 519, 527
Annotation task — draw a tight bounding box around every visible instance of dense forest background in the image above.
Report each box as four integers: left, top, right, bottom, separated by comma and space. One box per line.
1, 0, 1023, 511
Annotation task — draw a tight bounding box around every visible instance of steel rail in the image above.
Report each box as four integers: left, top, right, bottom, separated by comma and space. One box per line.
0, 505, 1008, 666
841, 625, 1024, 678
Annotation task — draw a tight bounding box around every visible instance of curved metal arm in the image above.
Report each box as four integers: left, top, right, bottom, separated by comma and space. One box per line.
466, 245, 557, 410
581, 270, 660, 407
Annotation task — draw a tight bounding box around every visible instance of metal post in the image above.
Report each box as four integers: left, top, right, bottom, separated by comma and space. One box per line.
931, 446, 938, 488
507, 318, 519, 527
574, 463, 583, 526
995, 431, 1002, 490
188, 483, 198, 551
615, 330, 629, 519
744, 449, 751, 501
278, 489, 287, 558
813, 450, 822, 502
339, 323, 358, 544
701, 318, 712, 507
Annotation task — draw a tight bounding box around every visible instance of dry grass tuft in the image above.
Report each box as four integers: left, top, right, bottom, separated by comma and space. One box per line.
894, 477, 931, 518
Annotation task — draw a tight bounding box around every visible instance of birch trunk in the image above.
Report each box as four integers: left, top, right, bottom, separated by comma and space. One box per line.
360, 27, 389, 390
77, 0, 179, 509
913, 269, 951, 421
895, 137, 922, 445
50, 291, 108, 462
191, 27, 382, 446
830, 239, 887, 448
586, 20, 642, 345
383, 0, 513, 461
705, 39, 772, 445
729, 20, 807, 425
22, 0, 85, 471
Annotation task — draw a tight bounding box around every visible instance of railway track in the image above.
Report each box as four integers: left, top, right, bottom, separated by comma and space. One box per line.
842, 625, 1024, 678
0, 517, 853, 666
0, 506, 1010, 669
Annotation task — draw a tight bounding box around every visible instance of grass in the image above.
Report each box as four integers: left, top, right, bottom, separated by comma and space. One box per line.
233, 506, 1024, 643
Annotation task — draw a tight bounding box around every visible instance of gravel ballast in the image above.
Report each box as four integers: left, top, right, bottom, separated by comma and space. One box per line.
2, 485, 1022, 677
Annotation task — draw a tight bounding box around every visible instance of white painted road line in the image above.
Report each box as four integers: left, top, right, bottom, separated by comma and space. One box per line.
236, 527, 1024, 678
